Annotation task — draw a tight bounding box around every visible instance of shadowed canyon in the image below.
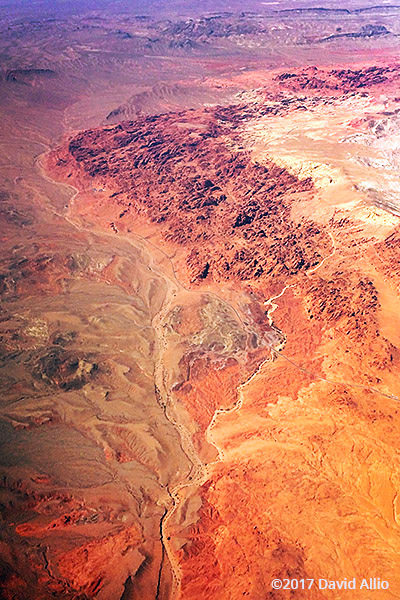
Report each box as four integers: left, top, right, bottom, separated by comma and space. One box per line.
1, 1, 400, 598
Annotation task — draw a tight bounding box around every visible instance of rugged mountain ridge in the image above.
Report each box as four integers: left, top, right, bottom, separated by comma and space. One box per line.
48, 102, 331, 294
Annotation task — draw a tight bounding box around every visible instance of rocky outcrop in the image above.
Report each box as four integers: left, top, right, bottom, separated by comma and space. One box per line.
48, 103, 330, 293
276, 64, 400, 93
321, 24, 390, 42
32, 348, 98, 391
159, 15, 266, 44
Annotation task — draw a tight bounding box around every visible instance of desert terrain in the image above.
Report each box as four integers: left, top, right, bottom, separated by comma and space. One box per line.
1, 1, 400, 599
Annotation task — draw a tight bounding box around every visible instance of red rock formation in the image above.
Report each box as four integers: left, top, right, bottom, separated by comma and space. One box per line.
56, 525, 142, 596
275, 64, 400, 94
47, 104, 331, 296
45, 72, 400, 599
